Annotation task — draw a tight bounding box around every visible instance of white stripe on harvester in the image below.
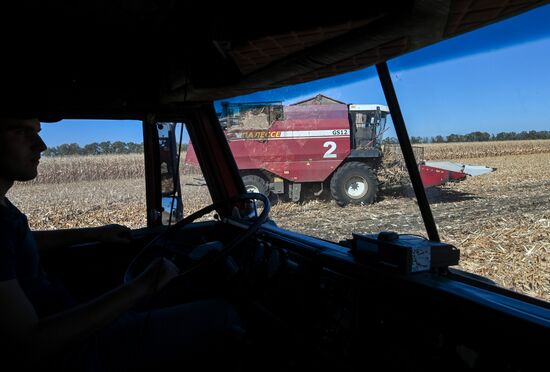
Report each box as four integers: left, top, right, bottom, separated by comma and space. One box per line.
232, 129, 350, 140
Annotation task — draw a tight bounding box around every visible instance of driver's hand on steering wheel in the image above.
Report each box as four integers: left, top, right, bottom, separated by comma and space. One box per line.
135, 257, 180, 295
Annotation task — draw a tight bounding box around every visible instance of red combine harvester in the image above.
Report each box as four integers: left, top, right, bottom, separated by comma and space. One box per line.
185, 95, 494, 205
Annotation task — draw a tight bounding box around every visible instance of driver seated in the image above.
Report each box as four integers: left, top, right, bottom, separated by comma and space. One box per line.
0, 118, 243, 370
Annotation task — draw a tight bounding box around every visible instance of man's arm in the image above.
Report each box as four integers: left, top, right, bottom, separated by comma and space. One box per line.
0, 257, 178, 367
33, 224, 132, 252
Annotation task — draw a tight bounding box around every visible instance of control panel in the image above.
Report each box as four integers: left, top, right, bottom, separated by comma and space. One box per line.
350, 232, 460, 274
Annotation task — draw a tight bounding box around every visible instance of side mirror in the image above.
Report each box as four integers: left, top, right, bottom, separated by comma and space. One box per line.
161, 196, 182, 225
157, 122, 184, 225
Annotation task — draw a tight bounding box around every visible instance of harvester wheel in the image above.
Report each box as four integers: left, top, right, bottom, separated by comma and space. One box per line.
242, 174, 270, 196
330, 162, 378, 206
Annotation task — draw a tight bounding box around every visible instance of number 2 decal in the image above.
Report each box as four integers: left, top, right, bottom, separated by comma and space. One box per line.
323, 141, 337, 158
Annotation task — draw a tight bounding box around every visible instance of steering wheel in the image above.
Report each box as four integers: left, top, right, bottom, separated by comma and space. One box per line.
124, 192, 270, 284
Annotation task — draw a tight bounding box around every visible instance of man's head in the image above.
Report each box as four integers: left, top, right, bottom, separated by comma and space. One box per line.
0, 118, 47, 184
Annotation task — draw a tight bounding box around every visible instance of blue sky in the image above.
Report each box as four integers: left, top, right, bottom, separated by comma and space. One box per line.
41, 4, 550, 146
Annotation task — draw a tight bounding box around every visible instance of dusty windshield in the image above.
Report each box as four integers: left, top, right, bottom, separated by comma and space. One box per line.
387, 5, 550, 301
191, 5, 550, 301
9, 120, 215, 231
8, 120, 148, 229
206, 89, 427, 240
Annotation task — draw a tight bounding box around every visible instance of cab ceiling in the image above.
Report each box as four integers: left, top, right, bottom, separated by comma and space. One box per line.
2, 0, 547, 118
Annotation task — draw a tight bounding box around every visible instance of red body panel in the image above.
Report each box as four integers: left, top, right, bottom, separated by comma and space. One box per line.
186, 104, 352, 182
419, 165, 467, 188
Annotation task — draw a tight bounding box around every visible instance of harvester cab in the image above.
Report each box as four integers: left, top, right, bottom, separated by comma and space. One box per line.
348, 104, 390, 150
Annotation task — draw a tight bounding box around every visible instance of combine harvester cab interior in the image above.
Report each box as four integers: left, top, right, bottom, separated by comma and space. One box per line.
2, 1, 549, 371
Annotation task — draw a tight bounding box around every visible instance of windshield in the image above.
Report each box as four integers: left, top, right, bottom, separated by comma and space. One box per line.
202, 5, 550, 302
350, 110, 388, 149
386, 6, 550, 301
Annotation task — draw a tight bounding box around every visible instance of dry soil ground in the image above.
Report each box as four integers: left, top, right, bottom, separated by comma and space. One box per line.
8, 148, 550, 301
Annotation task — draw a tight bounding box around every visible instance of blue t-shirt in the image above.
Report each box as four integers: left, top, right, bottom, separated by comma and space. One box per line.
0, 198, 74, 318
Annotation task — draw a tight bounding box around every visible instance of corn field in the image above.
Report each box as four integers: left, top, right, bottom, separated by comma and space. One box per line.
422, 139, 550, 160
32, 154, 146, 184
32, 140, 550, 185
8, 140, 550, 301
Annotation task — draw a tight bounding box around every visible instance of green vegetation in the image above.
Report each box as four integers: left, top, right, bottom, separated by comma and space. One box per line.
43, 141, 189, 157
383, 130, 550, 144
43, 141, 144, 157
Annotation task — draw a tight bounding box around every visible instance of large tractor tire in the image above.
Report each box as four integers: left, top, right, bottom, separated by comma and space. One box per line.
242, 174, 270, 195
330, 162, 378, 206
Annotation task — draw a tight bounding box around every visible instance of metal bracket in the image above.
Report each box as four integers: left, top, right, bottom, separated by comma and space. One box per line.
289, 183, 302, 202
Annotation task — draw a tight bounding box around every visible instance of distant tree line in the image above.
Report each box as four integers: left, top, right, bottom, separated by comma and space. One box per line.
43, 141, 143, 156
383, 130, 550, 144
43, 141, 190, 157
